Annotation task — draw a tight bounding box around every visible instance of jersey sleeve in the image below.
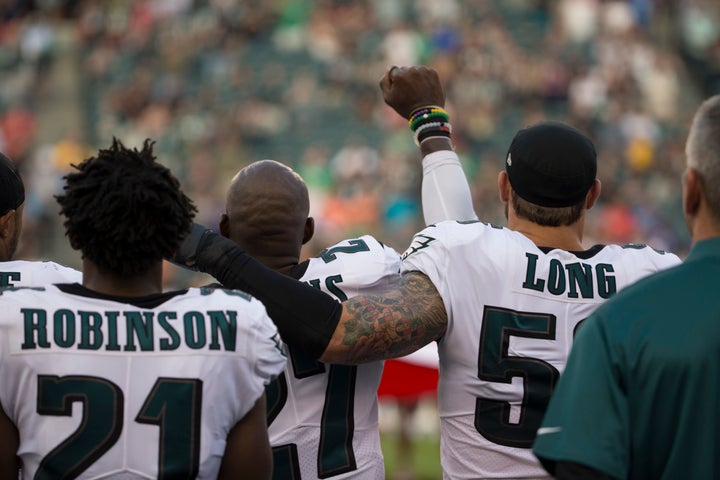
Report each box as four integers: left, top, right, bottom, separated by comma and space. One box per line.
636, 247, 681, 278
400, 224, 452, 316
421, 150, 478, 225
308, 235, 401, 299
247, 297, 287, 385
46, 262, 83, 283
0, 260, 82, 286
230, 296, 287, 418
532, 312, 629, 479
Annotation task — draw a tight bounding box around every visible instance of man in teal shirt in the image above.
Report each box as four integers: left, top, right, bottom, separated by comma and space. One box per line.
533, 95, 720, 479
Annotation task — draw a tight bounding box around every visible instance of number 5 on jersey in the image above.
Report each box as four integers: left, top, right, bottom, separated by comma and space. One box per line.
475, 306, 559, 448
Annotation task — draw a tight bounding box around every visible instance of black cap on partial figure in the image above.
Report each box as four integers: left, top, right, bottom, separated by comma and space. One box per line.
505, 121, 597, 208
0, 152, 25, 216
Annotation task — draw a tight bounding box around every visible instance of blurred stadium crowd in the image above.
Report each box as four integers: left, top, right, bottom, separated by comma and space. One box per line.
1, 0, 719, 273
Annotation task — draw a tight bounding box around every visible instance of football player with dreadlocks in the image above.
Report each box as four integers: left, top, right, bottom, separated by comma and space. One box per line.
0, 139, 286, 479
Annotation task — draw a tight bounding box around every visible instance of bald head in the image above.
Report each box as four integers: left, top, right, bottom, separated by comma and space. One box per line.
221, 160, 312, 263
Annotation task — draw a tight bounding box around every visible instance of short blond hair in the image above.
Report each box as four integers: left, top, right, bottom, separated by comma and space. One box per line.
511, 190, 585, 227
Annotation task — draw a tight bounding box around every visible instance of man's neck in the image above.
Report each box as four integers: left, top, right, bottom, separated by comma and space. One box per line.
82, 260, 164, 297
688, 210, 720, 246
251, 254, 300, 277
509, 217, 586, 252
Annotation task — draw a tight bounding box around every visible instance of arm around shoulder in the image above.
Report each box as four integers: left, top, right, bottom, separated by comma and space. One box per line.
320, 271, 447, 364
174, 226, 343, 359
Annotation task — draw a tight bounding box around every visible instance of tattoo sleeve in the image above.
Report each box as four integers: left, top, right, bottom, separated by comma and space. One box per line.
321, 271, 447, 364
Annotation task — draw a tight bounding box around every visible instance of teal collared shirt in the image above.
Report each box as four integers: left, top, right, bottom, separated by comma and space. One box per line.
685, 236, 720, 264
534, 235, 720, 479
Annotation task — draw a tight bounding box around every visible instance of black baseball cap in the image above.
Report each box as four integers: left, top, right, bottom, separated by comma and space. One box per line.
505, 121, 597, 208
0, 152, 25, 216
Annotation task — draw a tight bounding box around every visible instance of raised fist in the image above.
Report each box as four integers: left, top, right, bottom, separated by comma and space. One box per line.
378, 66, 446, 120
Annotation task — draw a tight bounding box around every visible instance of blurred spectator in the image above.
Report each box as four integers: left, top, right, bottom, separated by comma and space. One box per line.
0, 0, 705, 269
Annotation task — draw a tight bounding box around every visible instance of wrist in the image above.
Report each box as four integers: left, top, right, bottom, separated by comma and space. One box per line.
193, 231, 243, 277
409, 106, 448, 129
408, 106, 453, 151
420, 137, 454, 156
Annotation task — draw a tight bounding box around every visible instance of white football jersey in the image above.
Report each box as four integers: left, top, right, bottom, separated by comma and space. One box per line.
0, 284, 286, 479
267, 235, 400, 479
401, 220, 681, 479
0, 260, 81, 286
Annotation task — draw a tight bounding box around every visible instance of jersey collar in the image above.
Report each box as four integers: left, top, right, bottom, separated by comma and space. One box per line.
55, 283, 188, 309
686, 237, 720, 264
538, 244, 605, 259
289, 259, 310, 280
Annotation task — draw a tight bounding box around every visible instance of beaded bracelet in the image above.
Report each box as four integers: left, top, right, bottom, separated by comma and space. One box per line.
414, 122, 452, 146
410, 108, 447, 123
417, 125, 451, 144
414, 121, 446, 135
413, 121, 451, 140
408, 105, 452, 146
411, 113, 450, 132
408, 105, 447, 125
410, 109, 450, 131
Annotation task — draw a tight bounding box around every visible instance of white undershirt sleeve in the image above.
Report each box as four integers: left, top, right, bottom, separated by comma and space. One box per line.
421, 150, 478, 225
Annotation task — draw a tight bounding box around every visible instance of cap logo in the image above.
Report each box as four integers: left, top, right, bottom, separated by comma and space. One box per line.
506, 153, 512, 166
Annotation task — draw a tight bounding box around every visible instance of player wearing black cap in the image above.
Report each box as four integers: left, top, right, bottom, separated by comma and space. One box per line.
505, 121, 598, 209
174, 66, 681, 478
0, 151, 81, 285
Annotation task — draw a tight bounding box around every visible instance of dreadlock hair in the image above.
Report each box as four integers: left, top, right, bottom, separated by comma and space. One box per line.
56, 138, 196, 277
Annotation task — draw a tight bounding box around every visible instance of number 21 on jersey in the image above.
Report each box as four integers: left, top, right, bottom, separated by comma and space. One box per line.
35, 375, 201, 479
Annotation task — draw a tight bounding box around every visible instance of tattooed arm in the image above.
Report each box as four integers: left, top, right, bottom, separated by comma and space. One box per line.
174, 227, 445, 361
320, 271, 447, 364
